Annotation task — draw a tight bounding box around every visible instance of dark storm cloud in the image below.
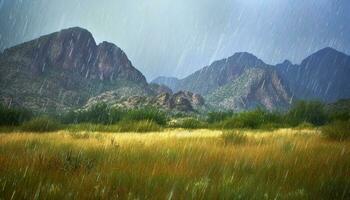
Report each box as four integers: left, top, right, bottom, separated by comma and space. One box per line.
1, 0, 349, 80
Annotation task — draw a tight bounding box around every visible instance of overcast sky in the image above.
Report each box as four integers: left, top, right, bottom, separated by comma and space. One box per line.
1, 0, 349, 80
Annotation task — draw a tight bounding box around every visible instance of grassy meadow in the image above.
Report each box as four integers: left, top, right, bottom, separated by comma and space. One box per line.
0, 129, 349, 199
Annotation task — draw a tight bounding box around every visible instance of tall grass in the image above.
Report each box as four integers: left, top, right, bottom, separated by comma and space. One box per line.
221, 130, 247, 144
0, 129, 349, 199
67, 120, 161, 133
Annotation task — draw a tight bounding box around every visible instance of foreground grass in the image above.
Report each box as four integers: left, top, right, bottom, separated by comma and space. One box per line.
0, 129, 349, 199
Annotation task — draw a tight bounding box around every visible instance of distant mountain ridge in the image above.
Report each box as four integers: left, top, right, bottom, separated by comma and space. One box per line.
153, 47, 350, 111
153, 52, 292, 111
276, 47, 350, 102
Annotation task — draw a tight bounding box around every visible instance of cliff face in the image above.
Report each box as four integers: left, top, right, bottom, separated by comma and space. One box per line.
0, 27, 148, 112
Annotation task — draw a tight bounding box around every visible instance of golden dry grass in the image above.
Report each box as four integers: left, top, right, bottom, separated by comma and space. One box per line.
0, 129, 349, 199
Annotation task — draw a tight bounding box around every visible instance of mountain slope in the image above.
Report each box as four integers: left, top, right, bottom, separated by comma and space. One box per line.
276, 47, 350, 102
154, 52, 292, 111
0, 27, 149, 112
177, 53, 268, 95
206, 68, 291, 110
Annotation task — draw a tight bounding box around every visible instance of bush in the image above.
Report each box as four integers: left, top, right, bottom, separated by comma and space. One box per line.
221, 130, 248, 145
0, 104, 32, 126
328, 111, 350, 122
62, 103, 125, 125
117, 120, 162, 133
287, 101, 328, 126
220, 109, 283, 129
207, 111, 234, 123
322, 121, 350, 141
21, 117, 62, 132
125, 107, 167, 125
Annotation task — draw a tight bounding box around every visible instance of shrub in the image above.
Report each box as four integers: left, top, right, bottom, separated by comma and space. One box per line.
62, 103, 125, 125
0, 104, 32, 126
221, 130, 248, 145
328, 111, 350, 122
287, 101, 328, 126
207, 111, 234, 123
21, 117, 62, 132
322, 121, 350, 141
125, 107, 167, 125
220, 109, 282, 129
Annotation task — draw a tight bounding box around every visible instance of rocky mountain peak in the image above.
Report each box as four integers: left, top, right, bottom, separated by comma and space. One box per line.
280, 60, 293, 66
227, 52, 266, 68
0, 27, 148, 112
276, 47, 350, 102
301, 47, 349, 66
2, 27, 147, 83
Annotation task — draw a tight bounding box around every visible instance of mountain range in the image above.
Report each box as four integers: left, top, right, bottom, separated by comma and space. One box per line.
153, 48, 350, 111
1, 27, 349, 113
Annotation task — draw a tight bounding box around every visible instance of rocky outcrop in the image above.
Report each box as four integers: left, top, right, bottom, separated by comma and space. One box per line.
84, 90, 205, 112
